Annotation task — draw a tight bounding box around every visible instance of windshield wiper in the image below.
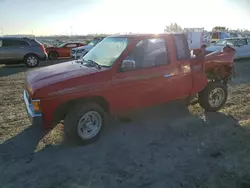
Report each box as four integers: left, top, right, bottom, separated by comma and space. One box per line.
86, 59, 102, 70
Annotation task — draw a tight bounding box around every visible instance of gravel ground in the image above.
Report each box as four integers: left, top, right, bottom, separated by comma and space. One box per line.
1, 59, 250, 188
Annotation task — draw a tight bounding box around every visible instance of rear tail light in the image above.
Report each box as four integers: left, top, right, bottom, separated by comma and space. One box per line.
41, 44, 46, 53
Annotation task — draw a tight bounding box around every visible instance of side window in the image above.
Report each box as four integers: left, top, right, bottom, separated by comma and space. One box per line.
66, 43, 77, 48
19, 40, 29, 46
237, 39, 247, 46
2, 39, 14, 47
0, 40, 2, 47
125, 38, 168, 69
230, 33, 238, 38
2, 39, 27, 47
173, 35, 190, 60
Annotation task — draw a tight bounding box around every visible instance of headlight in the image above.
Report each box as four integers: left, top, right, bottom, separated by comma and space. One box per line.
28, 86, 33, 94
32, 100, 41, 113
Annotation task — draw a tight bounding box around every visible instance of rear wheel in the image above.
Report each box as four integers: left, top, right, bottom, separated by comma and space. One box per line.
198, 82, 228, 112
25, 54, 39, 67
64, 102, 106, 145
48, 51, 58, 60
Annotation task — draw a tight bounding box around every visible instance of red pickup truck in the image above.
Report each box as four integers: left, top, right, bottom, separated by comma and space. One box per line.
23, 34, 235, 144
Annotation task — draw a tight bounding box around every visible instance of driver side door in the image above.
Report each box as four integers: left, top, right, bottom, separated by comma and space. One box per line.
235, 39, 250, 58
110, 38, 178, 114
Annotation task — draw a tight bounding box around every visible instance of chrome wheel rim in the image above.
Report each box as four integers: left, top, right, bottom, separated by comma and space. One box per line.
27, 56, 38, 66
208, 88, 225, 108
77, 111, 102, 140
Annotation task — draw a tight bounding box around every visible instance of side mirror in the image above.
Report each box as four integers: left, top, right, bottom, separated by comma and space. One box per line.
120, 60, 136, 72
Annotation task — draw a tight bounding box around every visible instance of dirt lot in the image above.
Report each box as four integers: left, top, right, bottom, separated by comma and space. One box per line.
1, 59, 250, 188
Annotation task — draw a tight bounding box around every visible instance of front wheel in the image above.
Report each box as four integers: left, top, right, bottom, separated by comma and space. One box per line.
198, 82, 228, 112
64, 102, 106, 145
25, 54, 39, 67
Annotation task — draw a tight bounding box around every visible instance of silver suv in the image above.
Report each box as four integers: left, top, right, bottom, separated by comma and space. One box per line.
0, 37, 47, 67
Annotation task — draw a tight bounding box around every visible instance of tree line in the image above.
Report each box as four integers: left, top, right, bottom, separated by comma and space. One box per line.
164, 23, 250, 33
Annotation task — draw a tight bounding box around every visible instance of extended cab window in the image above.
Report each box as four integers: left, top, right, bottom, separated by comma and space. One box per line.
0, 40, 2, 47
125, 38, 168, 69
173, 35, 190, 60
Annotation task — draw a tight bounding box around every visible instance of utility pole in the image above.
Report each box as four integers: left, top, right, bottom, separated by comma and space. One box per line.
70, 26, 73, 37
0, 28, 3, 36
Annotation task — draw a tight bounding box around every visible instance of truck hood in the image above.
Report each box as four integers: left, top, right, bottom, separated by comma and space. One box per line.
26, 61, 103, 93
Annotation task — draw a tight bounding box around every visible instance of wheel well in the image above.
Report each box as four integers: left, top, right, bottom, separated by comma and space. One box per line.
24, 53, 38, 60
53, 96, 110, 123
49, 51, 58, 55
206, 65, 233, 83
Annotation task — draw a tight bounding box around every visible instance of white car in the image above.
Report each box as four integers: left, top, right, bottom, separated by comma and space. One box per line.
71, 37, 105, 59
205, 37, 250, 59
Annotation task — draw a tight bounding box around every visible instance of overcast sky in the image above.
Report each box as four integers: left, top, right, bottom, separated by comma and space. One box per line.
0, 0, 249, 35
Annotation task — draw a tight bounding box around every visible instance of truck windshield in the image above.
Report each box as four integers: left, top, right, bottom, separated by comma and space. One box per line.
82, 37, 128, 67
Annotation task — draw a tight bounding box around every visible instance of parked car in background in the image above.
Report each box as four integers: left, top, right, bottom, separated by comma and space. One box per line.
229, 32, 243, 38
210, 31, 243, 44
205, 37, 250, 59
23, 34, 235, 144
0, 37, 47, 67
183, 28, 211, 49
71, 37, 105, 59
46, 42, 86, 60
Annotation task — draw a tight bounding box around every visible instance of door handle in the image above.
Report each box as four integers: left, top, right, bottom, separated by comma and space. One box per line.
164, 74, 172, 78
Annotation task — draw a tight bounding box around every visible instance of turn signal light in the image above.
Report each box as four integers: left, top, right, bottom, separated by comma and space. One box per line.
32, 101, 41, 112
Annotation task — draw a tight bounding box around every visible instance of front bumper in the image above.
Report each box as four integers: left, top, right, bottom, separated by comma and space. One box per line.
23, 90, 43, 126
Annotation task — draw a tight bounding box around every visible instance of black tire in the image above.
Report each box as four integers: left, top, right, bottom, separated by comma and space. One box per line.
198, 82, 228, 112
48, 51, 58, 60
24, 54, 39, 67
64, 102, 106, 145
